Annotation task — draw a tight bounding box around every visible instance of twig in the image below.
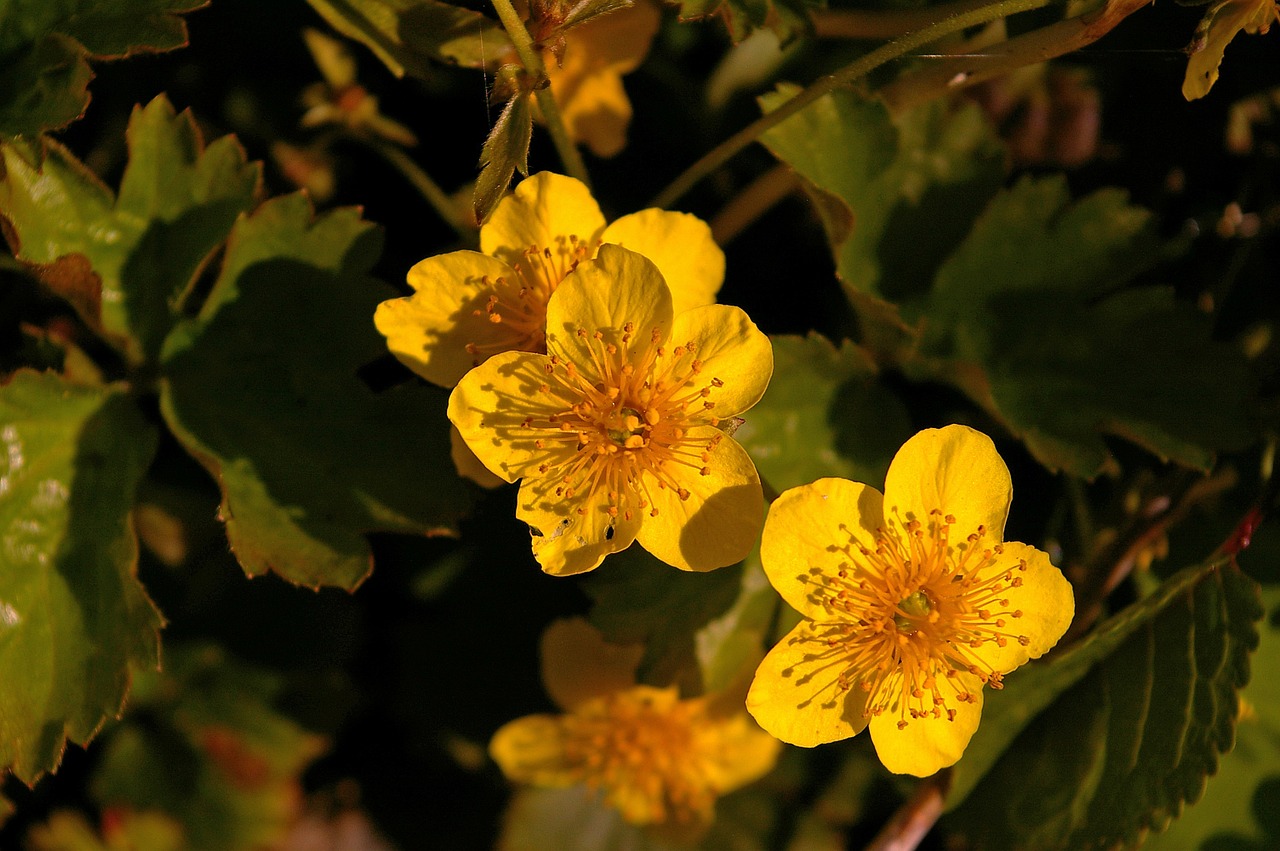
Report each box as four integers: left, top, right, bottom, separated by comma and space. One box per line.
864, 773, 949, 851
362, 138, 477, 242
489, 0, 592, 187
650, 0, 1060, 209
811, 0, 1004, 40
709, 164, 799, 245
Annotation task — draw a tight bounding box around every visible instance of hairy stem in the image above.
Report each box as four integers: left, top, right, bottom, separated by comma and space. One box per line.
490, 0, 592, 187
651, 0, 1058, 209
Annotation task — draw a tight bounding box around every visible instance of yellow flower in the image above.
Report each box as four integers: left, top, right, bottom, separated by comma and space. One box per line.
491, 619, 781, 840
746, 426, 1074, 777
1183, 0, 1280, 100
375, 171, 724, 388
545, 0, 661, 158
448, 244, 771, 575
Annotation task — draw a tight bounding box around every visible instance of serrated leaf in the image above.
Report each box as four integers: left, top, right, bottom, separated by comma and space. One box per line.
0, 1, 203, 136
910, 176, 1255, 478
1144, 582, 1280, 849
677, 0, 821, 44
0, 95, 261, 363
159, 192, 475, 589
90, 645, 326, 851
0, 370, 162, 783
733, 334, 912, 493
475, 93, 533, 225
759, 86, 1006, 301
583, 547, 745, 693
945, 560, 1263, 851
306, 0, 510, 77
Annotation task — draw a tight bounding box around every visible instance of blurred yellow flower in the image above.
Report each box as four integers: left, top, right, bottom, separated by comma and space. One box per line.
448, 244, 771, 575
1183, 0, 1279, 100
491, 619, 781, 840
375, 171, 724, 388
545, 0, 661, 158
746, 425, 1074, 776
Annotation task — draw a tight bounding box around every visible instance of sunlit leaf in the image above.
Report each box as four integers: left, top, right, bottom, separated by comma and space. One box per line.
159, 192, 475, 589
0, 370, 161, 783
733, 333, 912, 494
306, 0, 510, 77
0, 96, 261, 363
945, 559, 1263, 850
90, 645, 326, 851
759, 86, 1006, 301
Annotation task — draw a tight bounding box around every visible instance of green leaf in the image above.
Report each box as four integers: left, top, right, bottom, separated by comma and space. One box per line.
694, 552, 778, 694
27, 812, 184, 851
911, 177, 1255, 478
90, 645, 326, 851
498, 787, 691, 851
945, 560, 1263, 850
159, 193, 475, 589
676, 0, 822, 45
1144, 583, 1280, 850
0, 96, 261, 363
475, 92, 533, 225
0, 370, 162, 783
759, 87, 1006, 301
733, 334, 912, 494
306, 0, 510, 77
583, 547, 746, 693
0, 1, 203, 136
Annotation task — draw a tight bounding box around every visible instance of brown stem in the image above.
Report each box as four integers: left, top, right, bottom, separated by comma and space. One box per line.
864, 773, 949, 851
811, 0, 1001, 40
879, 0, 1153, 113
709, 164, 799, 246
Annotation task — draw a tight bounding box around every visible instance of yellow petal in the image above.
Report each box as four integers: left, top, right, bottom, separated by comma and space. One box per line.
760, 478, 885, 619
971, 541, 1074, 673
882, 425, 1011, 543
539, 618, 643, 710
448, 350, 574, 483
635, 428, 763, 571
518, 470, 644, 576
544, 244, 674, 371
602, 210, 724, 314
1184, 0, 1279, 100
480, 172, 606, 265
746, 621, 871, 747
490, 714, 577, 786
550, 66, 633, 158
450, 424, 505, 489
375, 251, 529, 388
667, 303, 772, 418
563, 0, 661, 73
696, 711, 783, 794
869, 674, 984, 776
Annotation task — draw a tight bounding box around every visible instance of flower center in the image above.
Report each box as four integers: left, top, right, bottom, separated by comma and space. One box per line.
561, 690, 714, 827
803, 510, 1031, 729
523, 322, 728, 528
466, 234, 593, 362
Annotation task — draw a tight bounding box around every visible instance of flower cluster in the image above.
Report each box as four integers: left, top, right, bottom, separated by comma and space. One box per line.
747, 425, 1074, 776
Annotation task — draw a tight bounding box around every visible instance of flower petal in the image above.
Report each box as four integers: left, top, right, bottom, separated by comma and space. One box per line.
375, 251, 528, 387
667, 303, 772, 418
518, 470, 644, 576
971, 541, 1074, 673
563, 0, 661, 72
635, 429, 763, 571
760, 478, 885, 619
489, 714, 576, 786
1183, 0, 1279, 100
539, 618, 643, 711
696, 711, 783, 794
448, 351, 575, 483
883, 425, 1011, 543
746, 621, 871, 747
480, 172, 606, 264
602, 210, 724, 314
869, 674, 984, 776
450, 424, 505, 489
550, 67, 632, 159
544, 244, 674, 371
